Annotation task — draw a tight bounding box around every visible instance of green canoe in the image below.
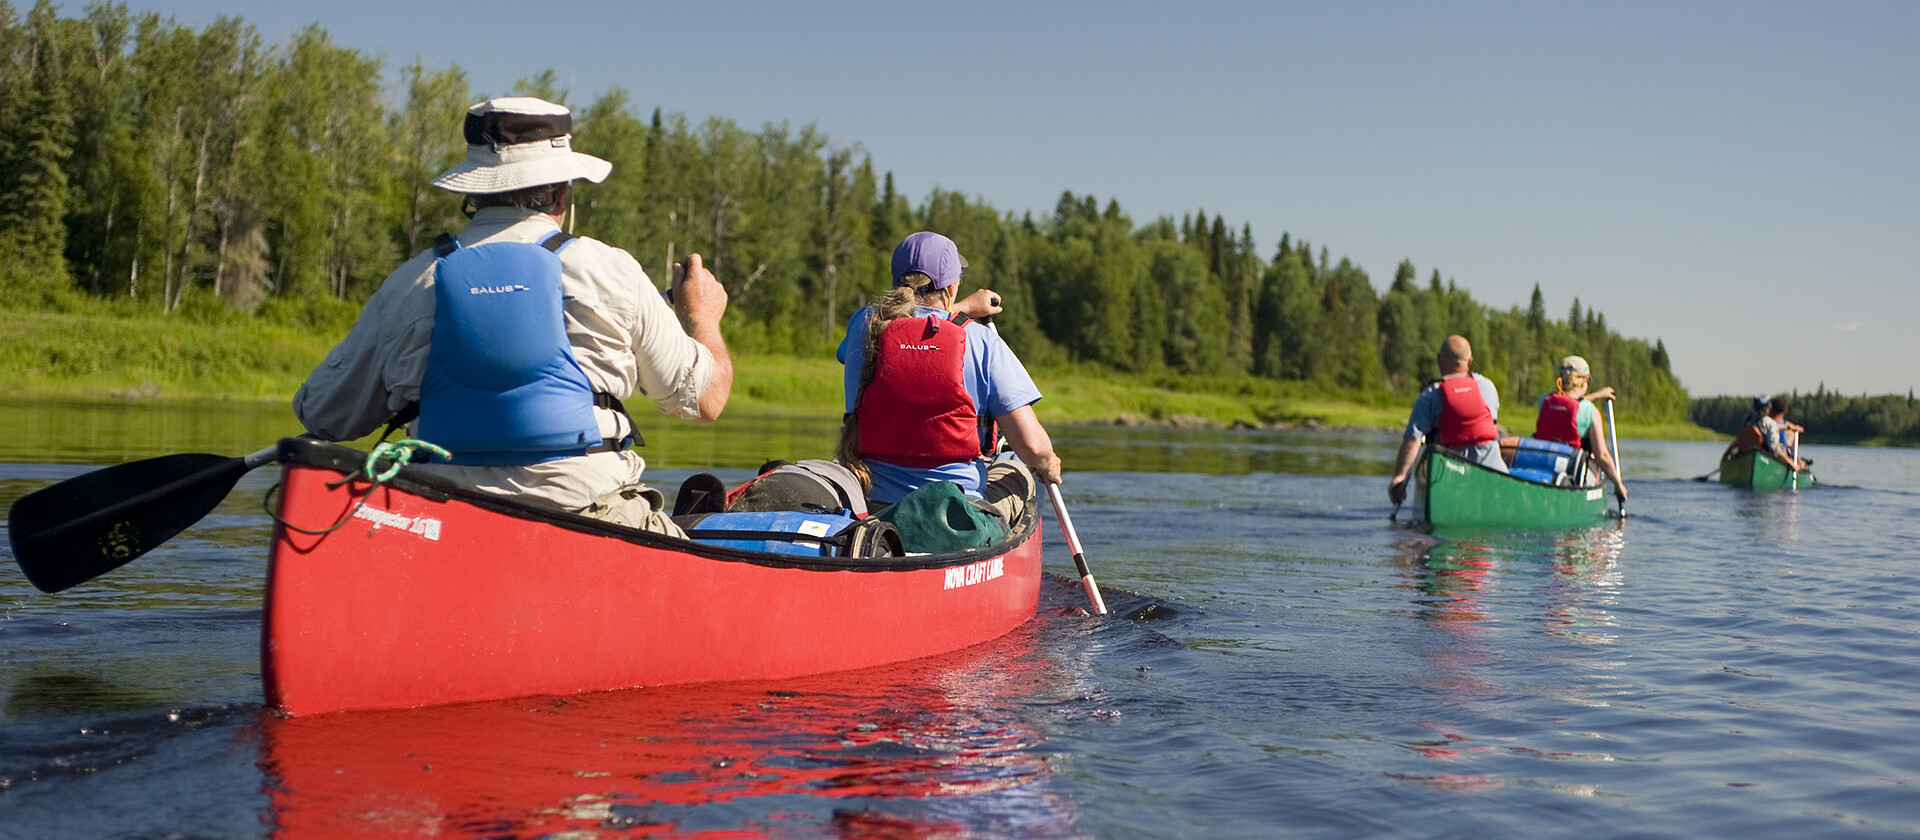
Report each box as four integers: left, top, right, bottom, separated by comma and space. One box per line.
1412, 448, 1611, 528
1718, 450, 1814, 492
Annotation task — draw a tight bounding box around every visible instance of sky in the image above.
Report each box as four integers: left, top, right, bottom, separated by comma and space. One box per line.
75, 0, 1919, 398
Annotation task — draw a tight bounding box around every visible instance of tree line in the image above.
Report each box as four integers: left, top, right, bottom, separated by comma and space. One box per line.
0, 2, 1690, 421
1691, 389, 1920, 446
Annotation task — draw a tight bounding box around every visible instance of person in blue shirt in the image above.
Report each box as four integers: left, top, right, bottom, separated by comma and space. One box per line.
835, 231, 1059, 523
1388, 335, 1505, 505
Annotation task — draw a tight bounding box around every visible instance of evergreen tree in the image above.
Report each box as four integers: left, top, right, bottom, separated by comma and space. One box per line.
0, 0, 77, 291
1527, 283, 1547, 337
870, 170, 910, 268
1391, 259, 1417, 294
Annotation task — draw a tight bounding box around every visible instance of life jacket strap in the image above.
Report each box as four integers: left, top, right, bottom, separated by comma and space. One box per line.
593, 391, 644, 449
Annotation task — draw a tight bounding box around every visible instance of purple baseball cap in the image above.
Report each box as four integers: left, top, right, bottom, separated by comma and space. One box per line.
891, 231, 967, 289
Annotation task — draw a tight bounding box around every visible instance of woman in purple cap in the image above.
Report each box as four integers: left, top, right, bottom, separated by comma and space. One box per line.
834, 231, 1061, 524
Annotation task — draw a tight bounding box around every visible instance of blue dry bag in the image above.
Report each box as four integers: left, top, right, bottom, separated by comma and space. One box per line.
1509, 438, 1578, 485
681, 510, 900, 558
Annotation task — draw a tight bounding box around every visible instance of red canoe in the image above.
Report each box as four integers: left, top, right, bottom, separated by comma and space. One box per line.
262, 438, 1043, 717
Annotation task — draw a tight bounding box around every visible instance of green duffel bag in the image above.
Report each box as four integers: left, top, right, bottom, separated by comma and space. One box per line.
876, 480, 1007, 555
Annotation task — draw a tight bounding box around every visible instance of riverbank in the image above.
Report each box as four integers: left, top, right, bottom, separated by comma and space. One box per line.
1, 309, 1718, 440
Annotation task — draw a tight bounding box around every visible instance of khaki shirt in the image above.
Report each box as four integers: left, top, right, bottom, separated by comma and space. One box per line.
292, 206, 712, 511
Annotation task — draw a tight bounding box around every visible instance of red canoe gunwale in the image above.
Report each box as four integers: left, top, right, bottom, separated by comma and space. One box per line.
261, 438, 1043, 717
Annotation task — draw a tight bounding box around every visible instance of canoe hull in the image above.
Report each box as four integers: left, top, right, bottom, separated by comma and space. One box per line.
262, 439, 1042, 717
1718, 450, 1813, 492
1414, 448, 1609, 528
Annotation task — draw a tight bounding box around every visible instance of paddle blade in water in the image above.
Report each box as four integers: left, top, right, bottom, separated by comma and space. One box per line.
8, 454, 251, 593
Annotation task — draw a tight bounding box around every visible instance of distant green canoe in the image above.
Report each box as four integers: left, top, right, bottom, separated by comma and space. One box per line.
1412, 448, 1610, 528
1719, 450, 1814, 492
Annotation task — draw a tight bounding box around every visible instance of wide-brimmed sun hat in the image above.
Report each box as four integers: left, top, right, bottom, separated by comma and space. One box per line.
431, 97, 611, 195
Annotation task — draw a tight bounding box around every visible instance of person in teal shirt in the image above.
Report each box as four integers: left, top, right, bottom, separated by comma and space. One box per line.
1532, 355, 1626, 504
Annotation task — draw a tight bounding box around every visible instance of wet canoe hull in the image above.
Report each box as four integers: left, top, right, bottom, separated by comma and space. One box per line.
262, 439, 1042, 716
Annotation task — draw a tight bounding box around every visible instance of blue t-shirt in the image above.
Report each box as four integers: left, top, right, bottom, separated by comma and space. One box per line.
838, 305, 1042, 503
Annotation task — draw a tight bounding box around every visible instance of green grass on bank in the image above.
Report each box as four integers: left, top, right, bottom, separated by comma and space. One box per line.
0, 309, 1718, 440
0, 311, 333, 401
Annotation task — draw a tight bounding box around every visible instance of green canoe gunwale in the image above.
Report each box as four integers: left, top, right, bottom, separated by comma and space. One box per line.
1718, 449, 1815, 492
1412, 446, 1612, 529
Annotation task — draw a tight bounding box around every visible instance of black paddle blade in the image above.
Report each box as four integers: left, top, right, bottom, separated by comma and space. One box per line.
8, 454, 249, 593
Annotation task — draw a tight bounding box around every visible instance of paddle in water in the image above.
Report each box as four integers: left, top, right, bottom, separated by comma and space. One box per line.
8, 445, 281, 593
1605, 399, 1627, 518
984, 305, 1105, 611
1045, 483, 1108, 615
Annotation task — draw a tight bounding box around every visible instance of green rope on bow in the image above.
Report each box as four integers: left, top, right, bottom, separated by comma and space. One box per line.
365, 438, 451, 483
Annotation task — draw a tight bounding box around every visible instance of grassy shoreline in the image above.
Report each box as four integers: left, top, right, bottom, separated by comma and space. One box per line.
2, 309, 1721, 441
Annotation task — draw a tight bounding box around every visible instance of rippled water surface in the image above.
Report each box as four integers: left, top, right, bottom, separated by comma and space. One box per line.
2, 400, 1917, 838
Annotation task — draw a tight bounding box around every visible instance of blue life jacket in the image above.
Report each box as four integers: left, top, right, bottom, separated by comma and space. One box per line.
416, 232, 604, 466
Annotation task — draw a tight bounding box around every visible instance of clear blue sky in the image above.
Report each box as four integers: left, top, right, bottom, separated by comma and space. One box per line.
88, 0, 1918, 398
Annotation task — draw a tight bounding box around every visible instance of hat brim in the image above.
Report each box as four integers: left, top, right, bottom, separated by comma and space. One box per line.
431, 150, 612, 194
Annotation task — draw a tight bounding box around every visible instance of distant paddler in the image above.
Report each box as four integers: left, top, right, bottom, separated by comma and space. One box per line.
1721, 395, 1811, 472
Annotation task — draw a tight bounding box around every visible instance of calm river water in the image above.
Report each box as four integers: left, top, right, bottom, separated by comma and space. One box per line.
2, 399, 1917, 838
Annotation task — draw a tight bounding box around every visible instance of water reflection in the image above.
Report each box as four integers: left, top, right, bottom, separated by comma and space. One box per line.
1389, 524, 1628, 795
0, 396, 1406, 479
258, 617, 1087, 839
1397, 525, 1625, 628
1059, 426, 1398, 476
1730, 492, 1802, 542
0, 398, 305, 465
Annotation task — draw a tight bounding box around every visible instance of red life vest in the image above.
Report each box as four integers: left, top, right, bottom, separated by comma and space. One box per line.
1437, 374, 1499, 447
855, 314, 987, 467
1534, 393, 1582, 448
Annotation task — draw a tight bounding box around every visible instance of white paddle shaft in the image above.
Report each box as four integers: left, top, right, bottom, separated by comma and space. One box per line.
1047, 483, 1108, 615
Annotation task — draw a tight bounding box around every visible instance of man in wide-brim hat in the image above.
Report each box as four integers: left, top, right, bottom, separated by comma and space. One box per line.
294, 96, 733, 534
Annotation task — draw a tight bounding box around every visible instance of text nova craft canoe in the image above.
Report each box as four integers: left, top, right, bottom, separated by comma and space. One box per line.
1718, 450, 1815, 492
265, 438, 1043, 716
1411, 447, 1610, 528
